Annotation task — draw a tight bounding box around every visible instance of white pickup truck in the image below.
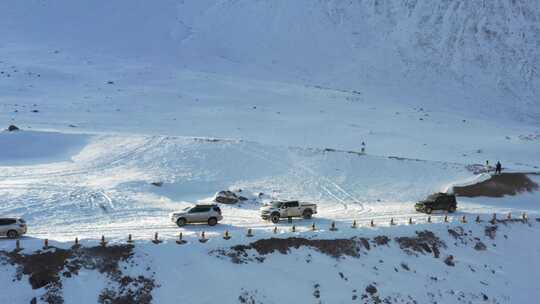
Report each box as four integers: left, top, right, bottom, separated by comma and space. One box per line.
260, 200, 317, 223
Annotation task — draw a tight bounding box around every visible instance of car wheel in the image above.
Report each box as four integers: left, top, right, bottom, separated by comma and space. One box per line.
271, 213, 280, 224
176, 218, 187, 227
7, 230, 18, 239
425, 207, 432, 214
448, 206, 456, 213
207, 217, 218, 226
302, 209, 313, 219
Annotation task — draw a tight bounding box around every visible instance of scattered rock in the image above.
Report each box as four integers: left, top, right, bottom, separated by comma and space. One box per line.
214, 190, 248, 204
151, 181, 163, 187
444, 255, 455, 266
0, 245, 155, 304
474, 241, 487, 251
395, 230, 445, 258
7, 125, 19, 131
485, 226, 497, 239
365, 284, 377, 295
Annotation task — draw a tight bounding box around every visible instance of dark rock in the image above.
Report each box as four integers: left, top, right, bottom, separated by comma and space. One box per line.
214, 190, 247, 204
395, 230, 445, 258
7, 125, 19, 131
365, 284, 377, 295
485, 226, 497, 239
444, 255, 455, 266
151, 181, 163, 187
474, 242, 487, 251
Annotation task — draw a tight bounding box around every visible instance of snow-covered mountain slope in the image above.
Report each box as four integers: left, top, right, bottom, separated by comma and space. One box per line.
2, 219, 540, 304
1, 0, 539, 125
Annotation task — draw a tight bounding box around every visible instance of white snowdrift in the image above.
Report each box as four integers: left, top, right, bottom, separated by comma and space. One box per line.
0, 130, 89, 166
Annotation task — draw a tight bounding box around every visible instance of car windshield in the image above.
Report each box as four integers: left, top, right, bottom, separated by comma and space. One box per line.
426, 194, 441, 201
18, 219, 25, 223
271, 201, 283, 208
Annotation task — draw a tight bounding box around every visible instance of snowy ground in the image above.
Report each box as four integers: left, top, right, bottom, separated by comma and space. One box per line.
0, 130, 539, 243
1, 1, 540, 303
2, 218, 540, 304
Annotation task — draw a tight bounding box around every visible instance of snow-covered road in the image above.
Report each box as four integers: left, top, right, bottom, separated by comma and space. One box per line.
1, 131, 538, 242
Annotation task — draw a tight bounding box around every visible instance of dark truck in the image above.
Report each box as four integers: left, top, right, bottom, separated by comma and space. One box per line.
415, 193, 457, 214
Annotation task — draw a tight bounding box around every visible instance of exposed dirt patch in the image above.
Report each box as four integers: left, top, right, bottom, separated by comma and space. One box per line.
372, 235, 390, 246
395, 231, 446, 258
453, 173, 538, 197
212, 237, 369, 263
0, 245, 155, 304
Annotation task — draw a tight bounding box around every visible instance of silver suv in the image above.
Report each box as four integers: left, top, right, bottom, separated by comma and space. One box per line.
0, 218, 27, 238
170, 204, 223, 227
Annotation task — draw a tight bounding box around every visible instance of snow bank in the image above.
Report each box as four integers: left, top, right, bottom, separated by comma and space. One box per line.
443, 173, 492, 194
2, 219, 539, 303
0, 131, 89, 166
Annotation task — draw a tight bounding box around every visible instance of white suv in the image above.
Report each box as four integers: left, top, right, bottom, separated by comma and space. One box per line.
0, 218, 27, 238
170, 204, 223, 227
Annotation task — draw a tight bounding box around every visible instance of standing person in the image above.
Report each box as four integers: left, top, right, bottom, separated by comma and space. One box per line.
495, 161, 502, 174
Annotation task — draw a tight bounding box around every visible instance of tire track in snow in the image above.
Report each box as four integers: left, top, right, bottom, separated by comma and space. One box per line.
232, 144, 350, 210
237, 143, 369, 214
0, 136, 165, 181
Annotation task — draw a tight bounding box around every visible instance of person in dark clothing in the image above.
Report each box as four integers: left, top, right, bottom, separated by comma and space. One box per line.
495, 161, 502, 174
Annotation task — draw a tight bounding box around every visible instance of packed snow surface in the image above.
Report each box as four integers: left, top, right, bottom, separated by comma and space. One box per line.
0, 1, 540, 303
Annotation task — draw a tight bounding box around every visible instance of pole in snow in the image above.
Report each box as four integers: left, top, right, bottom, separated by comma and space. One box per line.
199, 231, 208, 243
176, 233, 186, 245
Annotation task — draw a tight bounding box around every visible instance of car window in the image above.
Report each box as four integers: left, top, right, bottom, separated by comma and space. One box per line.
0, 219, 16, 225
213, 206, 221, 213
286, 201, 299, 207
190, 206, 211, 213
427, 194, 439, 201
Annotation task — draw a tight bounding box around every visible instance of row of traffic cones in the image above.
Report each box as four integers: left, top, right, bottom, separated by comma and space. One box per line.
12, 212, 530, 250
